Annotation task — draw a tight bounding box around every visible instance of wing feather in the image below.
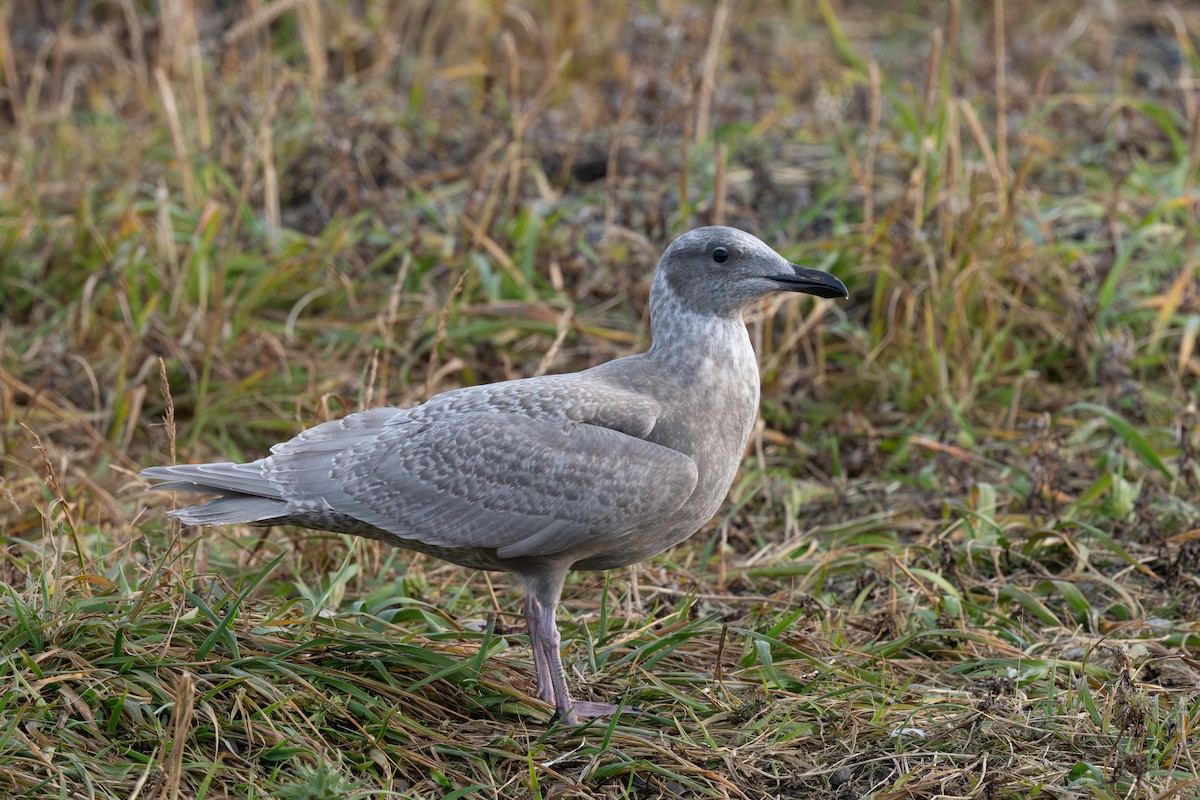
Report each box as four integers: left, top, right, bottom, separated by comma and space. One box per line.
144, 376, 699, 561
302, 413, 698, 559
261, 378, 698, 559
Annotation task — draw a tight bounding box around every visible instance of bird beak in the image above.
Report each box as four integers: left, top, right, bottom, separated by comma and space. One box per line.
768, 264, 849, 299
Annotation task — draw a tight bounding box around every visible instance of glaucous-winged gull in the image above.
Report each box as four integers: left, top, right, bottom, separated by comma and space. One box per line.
140, 226, 848, 723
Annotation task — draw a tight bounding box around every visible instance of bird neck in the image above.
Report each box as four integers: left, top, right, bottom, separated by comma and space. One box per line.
646, 288, 757, 377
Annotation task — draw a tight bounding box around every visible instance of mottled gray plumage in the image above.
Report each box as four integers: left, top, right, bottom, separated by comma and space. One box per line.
140, 226, 847, 723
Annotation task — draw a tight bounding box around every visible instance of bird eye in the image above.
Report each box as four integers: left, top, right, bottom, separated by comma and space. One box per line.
712, 247, 729, 264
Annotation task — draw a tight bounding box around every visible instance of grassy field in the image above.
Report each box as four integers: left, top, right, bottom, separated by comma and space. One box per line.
3, 0, 1200, 797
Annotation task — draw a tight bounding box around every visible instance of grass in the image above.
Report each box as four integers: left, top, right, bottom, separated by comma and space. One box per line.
3, 0, 1200, 797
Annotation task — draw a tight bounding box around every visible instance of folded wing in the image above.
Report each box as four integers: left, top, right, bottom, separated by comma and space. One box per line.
141, 381, 699, 561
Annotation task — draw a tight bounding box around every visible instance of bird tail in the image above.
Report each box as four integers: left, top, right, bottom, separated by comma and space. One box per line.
139, 461, 289, 526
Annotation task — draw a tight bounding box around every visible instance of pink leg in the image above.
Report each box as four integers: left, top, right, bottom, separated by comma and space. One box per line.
523, 582, 627, 724
524, 594, 554, 705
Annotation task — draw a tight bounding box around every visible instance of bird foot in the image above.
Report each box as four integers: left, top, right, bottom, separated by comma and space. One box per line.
554, 700, 640, 725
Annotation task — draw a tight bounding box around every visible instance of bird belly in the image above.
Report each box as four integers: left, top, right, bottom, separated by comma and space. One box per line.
264, 512, 513, 571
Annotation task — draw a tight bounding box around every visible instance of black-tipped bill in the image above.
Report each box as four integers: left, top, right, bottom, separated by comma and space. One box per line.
768, 264, 849, 299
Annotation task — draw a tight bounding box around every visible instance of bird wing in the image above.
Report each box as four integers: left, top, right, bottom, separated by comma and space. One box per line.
262, 377, 699, 560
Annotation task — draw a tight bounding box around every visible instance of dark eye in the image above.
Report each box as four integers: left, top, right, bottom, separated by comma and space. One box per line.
712, 247, 729, 264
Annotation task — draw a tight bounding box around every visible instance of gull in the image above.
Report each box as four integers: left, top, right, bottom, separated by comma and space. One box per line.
140, 226, 848, 723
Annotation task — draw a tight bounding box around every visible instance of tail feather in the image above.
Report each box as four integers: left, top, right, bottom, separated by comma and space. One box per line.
139, 407, 403, 529
167, 496, 289, 526
140, 461, 288, 526
139, 461, 279, 498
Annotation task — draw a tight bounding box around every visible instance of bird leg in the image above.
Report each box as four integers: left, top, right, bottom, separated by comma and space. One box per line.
523, 591, 624, 724
524, 593, 554, 706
